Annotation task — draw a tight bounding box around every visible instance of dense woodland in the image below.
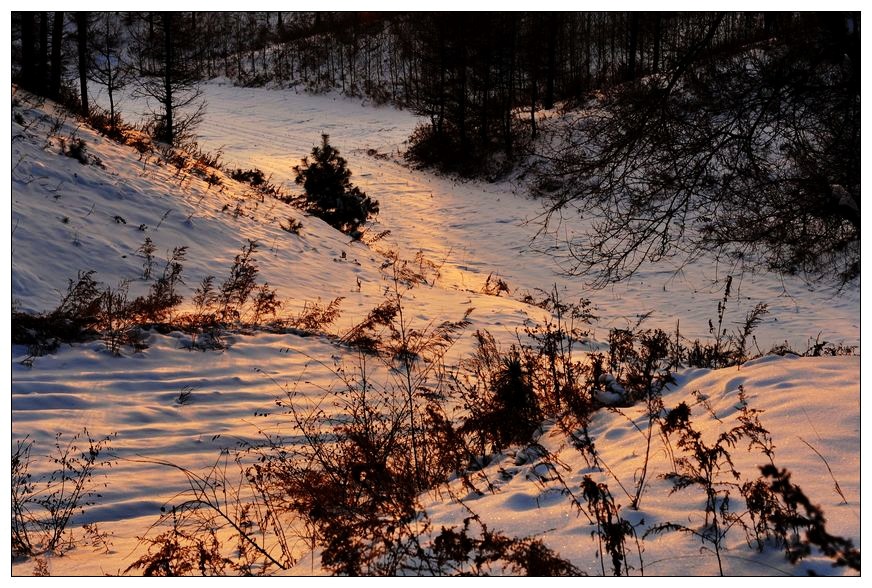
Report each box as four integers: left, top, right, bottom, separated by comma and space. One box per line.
11, 11, 860, 282
13, 13, 850, 146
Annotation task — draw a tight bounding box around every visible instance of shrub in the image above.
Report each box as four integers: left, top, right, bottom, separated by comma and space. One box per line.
758, 465, 860, 572
404, 119, 527, 179
482, 273, 510, 296
425, 516, 581, 575
124, 457, 290, 576
216, 240, 261, 323
648, 401, 740, 575
137, 237, 156, 280
293, 134, 378, 235
12, 271, 102, 355
230, 168, 266, 186
128, 246, 188, 323
126, 516, 232, 576
12, 430, 115, 559
404, 122, 464, 172
87, 108, 129, 143
683, 276, 769, 369
533, 20, 860, 286
251, 283, 281, 325
100, 281, 146, 356
230, 167, 286, 200
650, 392, 860, 575
581, 476, 640, 576
59, 136, 90, 165
602, 327, 673, 405
280, 218, 303, 235
458, 338, 542, 455
288, 297, 343, 333
178, 241, 281, 343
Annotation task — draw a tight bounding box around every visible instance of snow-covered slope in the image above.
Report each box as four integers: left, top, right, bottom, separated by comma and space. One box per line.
192, 82, 860, 351
424, 353, 860, 576
9, 84, 860, 576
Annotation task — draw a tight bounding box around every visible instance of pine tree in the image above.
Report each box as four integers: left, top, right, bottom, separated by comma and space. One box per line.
293, 134, 378, 236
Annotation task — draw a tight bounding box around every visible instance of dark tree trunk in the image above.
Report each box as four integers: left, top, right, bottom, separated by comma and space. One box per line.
544, 13, 557, 109
480, 42, 490, 150
584, 12, 592, 91
530, 76, 537, 140
437, 33, 446, 137
76, 12, 89, 116
457, 40, 467, 146
50, 11, 64, 99
148, 13, 156, 73
764, 12, 777, 37
627, 12, 639, 81
505, 14, 516, 158
38, 12, 49, 94
21, 12, 37, 91
162, 12, 175, 144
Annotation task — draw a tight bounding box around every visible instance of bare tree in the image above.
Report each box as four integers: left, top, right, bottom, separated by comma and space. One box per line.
534, 13, 859, 287
88, 12, 132, 132
131, 12, 205, 145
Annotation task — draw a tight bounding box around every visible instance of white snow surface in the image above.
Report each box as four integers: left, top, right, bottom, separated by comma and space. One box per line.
9, 82, 861, 576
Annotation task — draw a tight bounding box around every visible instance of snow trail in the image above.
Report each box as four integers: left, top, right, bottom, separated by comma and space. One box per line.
194, 82, 860, 351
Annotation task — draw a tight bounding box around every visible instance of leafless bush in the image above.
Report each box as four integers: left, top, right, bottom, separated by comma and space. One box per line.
649, 388, 859, 575
287, 297, 343, 333
12, 430, 115, 559
12, 271, 102, 355
481, 272, 510, 296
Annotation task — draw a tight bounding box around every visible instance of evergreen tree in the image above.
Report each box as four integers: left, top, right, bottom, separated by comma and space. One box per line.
293, 134, 379, 236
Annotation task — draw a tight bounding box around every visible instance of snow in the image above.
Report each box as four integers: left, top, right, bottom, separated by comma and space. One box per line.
419, 354, 860, 577
8, 82, 861, 576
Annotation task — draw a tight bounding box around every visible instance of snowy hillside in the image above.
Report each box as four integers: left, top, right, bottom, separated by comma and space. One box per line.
10, 84, 860, 576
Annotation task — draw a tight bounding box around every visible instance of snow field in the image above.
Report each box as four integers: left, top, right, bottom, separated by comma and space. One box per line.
10, 83, 860, 575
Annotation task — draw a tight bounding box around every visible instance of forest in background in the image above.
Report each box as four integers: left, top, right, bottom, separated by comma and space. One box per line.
13, 13, 854, 150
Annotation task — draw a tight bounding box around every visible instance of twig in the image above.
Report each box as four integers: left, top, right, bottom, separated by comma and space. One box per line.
154, 208, 172, 231
798, 437, 848, 505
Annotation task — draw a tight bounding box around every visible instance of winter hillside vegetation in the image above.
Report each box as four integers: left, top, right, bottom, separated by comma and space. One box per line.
9, 11, 861, 576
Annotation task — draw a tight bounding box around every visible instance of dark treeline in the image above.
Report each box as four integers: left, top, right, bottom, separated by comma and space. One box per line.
157, 12, 797, 174
12, 12, 794, 156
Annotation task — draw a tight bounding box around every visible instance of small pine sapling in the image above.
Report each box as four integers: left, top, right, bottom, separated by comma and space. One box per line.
293, 134, 379, 236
